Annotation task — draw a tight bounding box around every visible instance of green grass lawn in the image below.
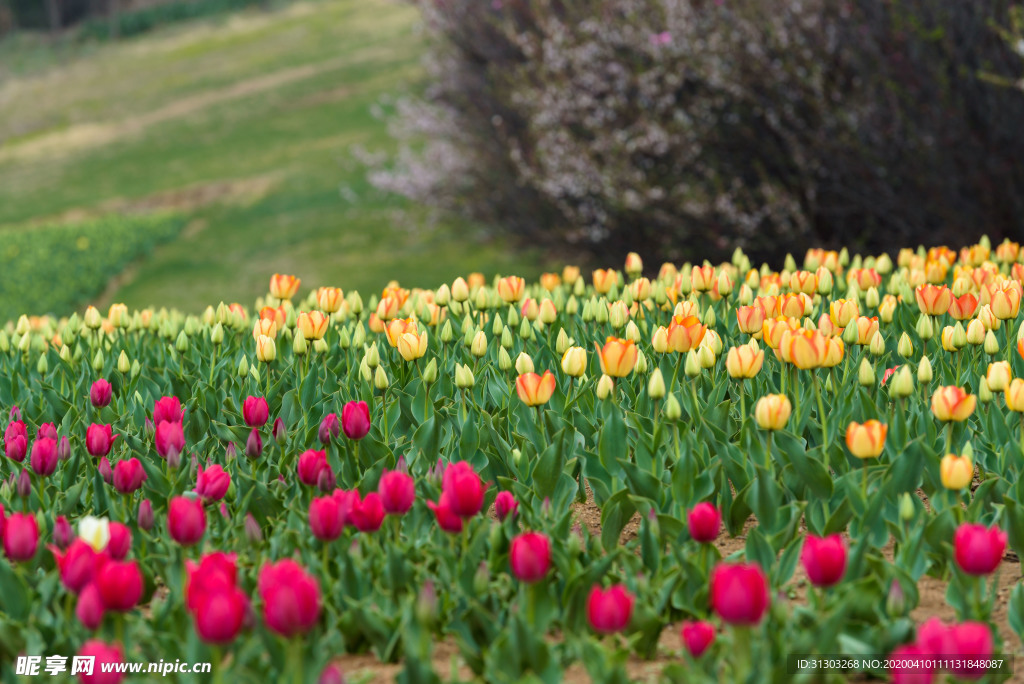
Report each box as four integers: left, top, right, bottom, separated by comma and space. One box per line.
0, 0, 548, 314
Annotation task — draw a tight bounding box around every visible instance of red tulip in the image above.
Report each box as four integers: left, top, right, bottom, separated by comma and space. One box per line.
341, 400, 371, 440
710, 562, 770, 625
243, 396, 269, 428
137, 499, 154, 531
107, 522, 131, 560
441, 461, 486, 518
90, 379, 113, 409
494, 491, 518, 521
30, 437, 58, 476
54, 515, 74, 550
76, 639, 124, 684
76, 583, 105, 630
319, 413, 340, 445
112, 458, 147, 494
954, 523, 1007, 575
52, 539, 101, 592
153, 396, 184, 425
297, 449, 329, 486
194, 586, 249, 644
155, 420, 185, 460
509, 532, 552, 583
168, 496, 206, 546
587, 584, 634, 634
427, 493, 464, 534
37, 422, 58, 441
86, 424, 118, 457
258, 559, 321, 637
195, 464, 231, 502
4, 419, 27, 462
95, 559, 143, 611
801, 534, 847, 587
186, 552, 238, 613
680, 620, 716, 658
378, 469, 415, 515
3, 512, 38, 561
309, 496, 345, 541
352, 492, 385, 532
687, 502, 721, 543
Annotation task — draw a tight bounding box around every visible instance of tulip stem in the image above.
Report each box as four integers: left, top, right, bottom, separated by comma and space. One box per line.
764, 431, 773, 472
208, 346, 217, 386
811, 372, 829, 472
288, 637, 304, 684
211, 647, 224, 684
945, 422, 954, 455
861, 461, 869, 502
739, 383, 746, 432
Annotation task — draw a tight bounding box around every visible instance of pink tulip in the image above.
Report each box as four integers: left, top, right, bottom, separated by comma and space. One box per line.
30, 437, 58, 476
153, 396, 184, 425
3, 512, 38, 561
297, 449, 329, 486
76, 583, 105, 630
37, 422, 58, 441
378, 469, 415, 515
95, 559, 143, 612
441, 461, 486, 518
193, 586, 249, 644
258, 559, 321, 636
155, 420, 185, 460
112, 458, 147, 494
309, 496, 345, 541
427, 493, 464, 534
168, 496, 206, 546
494, 491, 518, 521
185, 552, 238, 613
195, 464, 231, 502
106, 522, 131, 560
53, 515, 74, 550
246, 428, 263, 459
800, 534, 847, 587
509, 532, 552, 583
709, 562, 770, 625
98, 457, 113, 484
86, 424, 118, 457
137, 500, 154, 531
948, 622, 993, 679
51, 539, 101, 593
687, 502, 721, 543
319, 413, 340, 445
889, 643, 934, 684
352, 492, 385, 532
90, 379, 113, 409
76, 639, 124, 684
4, 419, 27, 462
680, 620, 716, 658
587, 584, 634, 634
341, 401, 371, 440
954, 523, 1006, 575
243, 396, 269, 428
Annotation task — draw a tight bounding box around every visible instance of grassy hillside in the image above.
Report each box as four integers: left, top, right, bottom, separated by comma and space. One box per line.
0, 0, 547, 314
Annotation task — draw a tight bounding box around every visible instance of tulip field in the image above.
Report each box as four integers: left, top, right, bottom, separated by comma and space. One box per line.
3, 241, 1024, 683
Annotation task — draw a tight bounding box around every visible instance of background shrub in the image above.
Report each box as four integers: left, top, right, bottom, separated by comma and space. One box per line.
374, 0, 1024, 266
0, 213, 184, 321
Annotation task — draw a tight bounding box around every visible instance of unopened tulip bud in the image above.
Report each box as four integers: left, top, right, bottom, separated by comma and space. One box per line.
513, 352, 532, 375
979, 377, 993, 403
648, 368, 666, 399
918, 357, 933, 384
374, 366, 389, 390
703, 306, 716, 328
236, 355, 249, 378
886, 580, 907, 617
891, 366, 914, 398
492, 313, 504, 337
865, 287, 879, 309
250, 365, 261, 384
635, 350, 648, 374
500, 326, 513, 349
916, 314, 934, 341
89, 348, 103, 371
17, 469, 31, 497
596, 374, 614, 400
435, 284, 451, 307
697, 345, 715, 369
664, 393, 682, 420
897, 333, 913, 358
422, 358, 438, 384
243, 513, 262, 545
966, 319, 985, 346
951, 323, 967, 349
351, 322, 366, 347
858, 358, 875, 386
439, 320, 454, 343
842, 324, 858, 346
869, 331, 885, 356
209, 322, 225, 346
555, 328, 571, 355
517, 319, 533, 341
471, 331, 487, 357
292, 330, 307, 356
899, 493, 914, 522
60, 345, 73, 364
498, 347, 513, 371
456, 364, 475, 389
37, 353, 48, 374
982, 330, 999, 356
624, 320, 641, 343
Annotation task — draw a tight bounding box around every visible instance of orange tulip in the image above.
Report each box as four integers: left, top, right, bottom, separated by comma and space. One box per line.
845, 420, 887, 458
397, 330, 428, 361
255, 334, 276, 363
947, 293, 979, 321
674, 300, 700, 319
726, 345, 764, 379
516, 371, 557, 406
779, 294, 807, 319
385, 318, 418, 348
930, 386, 977, 422
540, 273, 562, 292
497, 276, 526, 303
988, 281, 1022, 320
376, 295, 401, 322
368, 313, 385, 334
762, 316, 800, 350
624, 252, 644, 276
269, 273, 301, 300
847, 268, 882, 291
829, 299, 860, 328
691, 265, 716, 292
817, 313, 838, 338
252, 318, 278, 341
467, 273, 486, 290
260, 306, 286, 329
521, 298, 539, 322
561, 266, 581, 284
297, 311, 329, 341
940, 453, 974, 490
595, 337, 638, 377
592, 269, 618, 294
756, 295, 781, 319
822, 337, 845, 368
781, 328, 827, 369
666, 315, 706, 353
107, 303, 129, 328
996, 240, 1021, 263
317, 287, 344, 314
736, 305, 766, 336
630, 277, 652, 301
915, 284, 952, 316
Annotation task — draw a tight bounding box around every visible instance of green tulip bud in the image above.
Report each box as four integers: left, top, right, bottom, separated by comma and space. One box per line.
918, 356, 933, 384
374, 366, 389, 390
624, 320, 641, 343
60, 345, 73, 364
118, 350, 130, 374
439, 320, 454, 343
952, 322, 967, 349
555, 328, 571, 355
984, 330, 1000, 356
130, 359, 140, 379
292, 330, 307, 356
865, 287, 880, 309
210, 323, 224, 345
979, 377, 993, 403
175, 330, 189, 353
237, 355, 249, 377
684, 350, 701, 378
897, 332, 914, 358
351, 322, 366, 347
899, 493, 915, 522
515, 352, 534, 375
498, 347, 513, 371
17, 333, 30, 354
566, 295, 579, 316
892, 366, 914, 398
869, 331, 885, 356
596, 374, 615, 400
92, 348, 104, 372
500, 326, 513, 349
916, 314, 934, 341
664, 393, 682, 420
648, 368, 666, 399
858, 358, 875, 387
0, 330, 9, 353
422, 358, 438, 384
518, 318, 533, 340
470, 331, 487, 357
842, 323, 858, 346
37, 352, 48, 374
359, 359, 371, 383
